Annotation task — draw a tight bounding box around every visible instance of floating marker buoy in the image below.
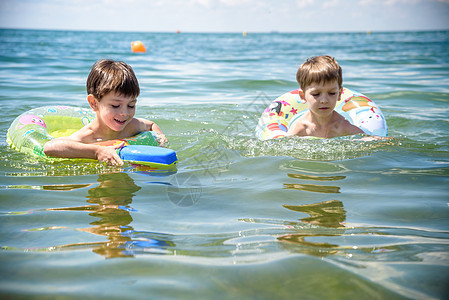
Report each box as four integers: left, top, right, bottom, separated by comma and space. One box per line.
243, 31, 248, 36
131, 41, 146, 53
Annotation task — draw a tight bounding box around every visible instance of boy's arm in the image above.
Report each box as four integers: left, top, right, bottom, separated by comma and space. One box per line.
43, 138, 125, 166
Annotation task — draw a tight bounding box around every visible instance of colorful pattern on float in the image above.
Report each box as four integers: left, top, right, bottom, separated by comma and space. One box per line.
255, 87, 388, 140
7, 106, 159, 158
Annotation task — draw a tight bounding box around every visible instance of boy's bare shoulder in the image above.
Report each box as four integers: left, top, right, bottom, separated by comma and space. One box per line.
125, 117, 148, 134
132, 117, 157, 132
286, 117, 308, 137
338, 118, 364, 135
134, 117, 155, 125
69, 125, 97, 143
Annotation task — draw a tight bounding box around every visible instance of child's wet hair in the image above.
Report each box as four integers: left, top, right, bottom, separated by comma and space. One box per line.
87, 59, 140, 100
296, 55, 342, 90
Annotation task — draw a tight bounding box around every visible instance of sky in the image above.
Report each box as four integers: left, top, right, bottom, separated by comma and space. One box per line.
0, 0, 448, 33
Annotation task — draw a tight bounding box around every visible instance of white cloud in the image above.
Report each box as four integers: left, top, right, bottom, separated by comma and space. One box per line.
322, 0, 340, 8
220, 0, 251, 5
191, 0, 212, 7
384, 0, 421, 5
359, 0, 375, 5
296, 0, 315, 8
176, 0, 252, 7
361, 0, 425, 5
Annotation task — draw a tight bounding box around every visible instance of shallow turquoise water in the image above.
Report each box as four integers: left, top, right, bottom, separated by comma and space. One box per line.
0, 29, 448, 299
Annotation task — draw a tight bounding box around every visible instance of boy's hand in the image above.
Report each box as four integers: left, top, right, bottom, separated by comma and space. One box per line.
156, 133, 168, 146
95, 142, 125, 166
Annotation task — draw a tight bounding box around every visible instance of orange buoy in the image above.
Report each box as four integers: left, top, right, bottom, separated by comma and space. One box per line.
131, 41, 146, 53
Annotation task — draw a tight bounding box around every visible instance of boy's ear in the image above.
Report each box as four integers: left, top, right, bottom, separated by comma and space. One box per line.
87, 94, 99, 111
299, 90, 307, 104
338, 87, 343, 101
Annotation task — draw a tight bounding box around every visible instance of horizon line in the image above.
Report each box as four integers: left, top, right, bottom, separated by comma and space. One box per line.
1, 26, 449, 35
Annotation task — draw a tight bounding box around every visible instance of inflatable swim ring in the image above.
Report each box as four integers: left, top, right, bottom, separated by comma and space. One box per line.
7, 106, 177, 168
255, 87, 388, 140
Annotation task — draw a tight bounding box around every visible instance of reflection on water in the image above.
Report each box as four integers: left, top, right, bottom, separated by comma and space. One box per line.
286, 173, 346, 181
284, 200, 346, 228
48, 172, 174, 259
278, 200, 347, 257
283, 172, 345, 193
279, 172, 347, 256
283, 183, 341, 193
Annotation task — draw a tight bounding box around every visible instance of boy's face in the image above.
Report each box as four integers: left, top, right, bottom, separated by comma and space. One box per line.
300, 81, 342, 117
89, 92, 137, 132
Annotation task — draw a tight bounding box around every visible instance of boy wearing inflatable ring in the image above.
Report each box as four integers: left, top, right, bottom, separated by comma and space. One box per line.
44, 59, 167, 166
287, 56, 364, 138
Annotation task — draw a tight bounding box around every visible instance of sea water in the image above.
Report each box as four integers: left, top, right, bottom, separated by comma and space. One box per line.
0, 29, 448, 299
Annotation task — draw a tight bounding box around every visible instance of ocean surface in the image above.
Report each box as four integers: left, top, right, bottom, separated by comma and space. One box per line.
0, 28, 448, 299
